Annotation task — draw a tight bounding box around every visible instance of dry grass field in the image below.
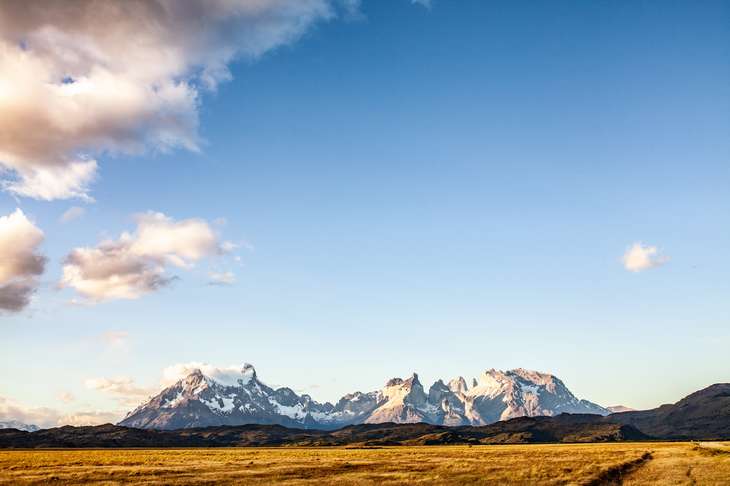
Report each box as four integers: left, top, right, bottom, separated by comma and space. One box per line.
1, 442, 729, 485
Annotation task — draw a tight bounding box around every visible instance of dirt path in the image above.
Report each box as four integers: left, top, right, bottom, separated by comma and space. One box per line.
584, 451, 654, 486
622, 442, 730, 486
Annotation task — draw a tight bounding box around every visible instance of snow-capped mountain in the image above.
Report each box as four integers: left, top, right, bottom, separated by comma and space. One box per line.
119, 364, 334, 430
0, 420, 40, 432
119, 364, 609, 430
448, 368, 608, 424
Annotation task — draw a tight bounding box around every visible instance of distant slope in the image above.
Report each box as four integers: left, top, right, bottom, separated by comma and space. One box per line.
610, 383, 730, 440
120, 363, 608, 430
0, 415, 646, 448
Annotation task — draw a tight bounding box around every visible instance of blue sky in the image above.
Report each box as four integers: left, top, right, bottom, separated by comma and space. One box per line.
1, 0, 729, 424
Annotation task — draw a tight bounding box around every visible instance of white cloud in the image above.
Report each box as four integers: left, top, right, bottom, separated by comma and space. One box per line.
85, 377, 155, 407
36, 362, 252, 422
209, 271, 236, 286
622, 242, 668, 272
56, 392, 75, 404
0, 209, 46, 312
0, 395, 120, 428
0, 0, 352, 200
130, 212, 221, 266
3, 161, 98, 202
60, 206, 86, 223
161, 362, 248, 388
60, 211, 228, 302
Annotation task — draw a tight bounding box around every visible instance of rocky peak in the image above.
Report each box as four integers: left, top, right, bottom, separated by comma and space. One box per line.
430, 379, 448, 392
181, 369, 208, 390
428, 379, 454, 408
386, 377, 404, 387
448, 376, 468, 395
386, 373, 421, 389
404, 373, 421, 389
120, 364, 609, 430
241, 363, 257, 382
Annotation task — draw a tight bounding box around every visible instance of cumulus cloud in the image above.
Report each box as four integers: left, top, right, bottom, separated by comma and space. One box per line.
60, 211, 230, 302
0, 209, 46, 312
0, 395, 120, 428
0, 0, 352, 199
161, 362, 248, 387
85, 377, 155, 407
622, 242, 668, 272
60, 206, 86, 223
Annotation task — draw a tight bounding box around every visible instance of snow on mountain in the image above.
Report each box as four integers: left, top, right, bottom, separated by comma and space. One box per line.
365, 374, 435, 424
459, 368, 608, 424
120, 364, 334, 430
119, 364, 609, 430
607, 405, 636, 413
0, 420, 40, 432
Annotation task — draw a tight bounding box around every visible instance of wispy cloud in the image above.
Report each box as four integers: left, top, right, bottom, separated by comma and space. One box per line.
84, 377, 155, 408
60, 206, 86, 223
208, 271, 236, 286
621, 242, 668, 272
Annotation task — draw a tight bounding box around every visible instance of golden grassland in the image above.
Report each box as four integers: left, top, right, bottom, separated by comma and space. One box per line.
1, 442, 729, 485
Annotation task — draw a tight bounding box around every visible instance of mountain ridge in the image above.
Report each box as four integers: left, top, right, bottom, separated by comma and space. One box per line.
610, 383, 730, 440
0, 415, 649, 448
119, 363, 608, 430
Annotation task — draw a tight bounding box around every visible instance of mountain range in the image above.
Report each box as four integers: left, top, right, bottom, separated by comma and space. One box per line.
119, 364, 608, 430
3, 383, 730, 448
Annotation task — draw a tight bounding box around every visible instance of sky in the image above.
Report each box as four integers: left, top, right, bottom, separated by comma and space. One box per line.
1, 0, 729, 427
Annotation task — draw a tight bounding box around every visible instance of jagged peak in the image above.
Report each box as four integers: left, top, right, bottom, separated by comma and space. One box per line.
181, 369, 207, 388
448, 376, 468, 394
430, 379, 448, 392
120, 363, 608, 430
386, 373, 421, 389
509, 368, 555, 382
177, 363, 258, 389
405, 373, 421, 387
475, 368, 558, 388
187, 368, 204, 379
386, 377, 404, 387
242, 363, 256, 380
